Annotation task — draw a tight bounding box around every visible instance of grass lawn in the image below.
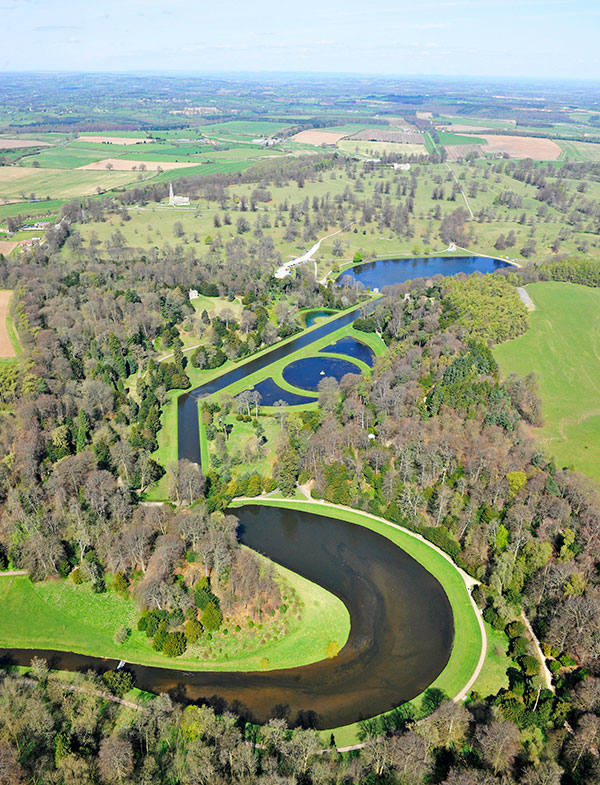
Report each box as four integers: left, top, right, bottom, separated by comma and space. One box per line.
0, 555, 349, 673
471, 624, 510, 698
494, 282, 600, 481
232, 498, 487, 746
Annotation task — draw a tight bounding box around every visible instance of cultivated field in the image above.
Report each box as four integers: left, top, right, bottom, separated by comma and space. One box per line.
476, 134, 562, 160
0, 138, 52, 149
0, 241, 18, 256
444, 144, 485, 161
77, 158, 198, 171
291, 130, 348, 145
0, 166, 146, 199
348, 128, 424, 144
0, 290, 15, 358
337, 139, 426, 156
494, 282, 600, 481
558, 140, 600, 161
78, 135, 150, 145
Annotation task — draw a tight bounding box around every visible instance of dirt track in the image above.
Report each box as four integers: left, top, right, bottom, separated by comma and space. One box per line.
0, 290, 16, 358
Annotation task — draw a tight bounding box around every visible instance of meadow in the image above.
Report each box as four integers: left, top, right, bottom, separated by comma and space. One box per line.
494, 281, 600, 481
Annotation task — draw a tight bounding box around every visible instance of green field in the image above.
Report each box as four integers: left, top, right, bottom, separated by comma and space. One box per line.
0, 167, 146, 200
199, 120, 292, 140
558, 140, 600, 161
437, 130, 486, 146
494, 281, 600, 480
233, 499, 486, 746
0, 556, 349, 672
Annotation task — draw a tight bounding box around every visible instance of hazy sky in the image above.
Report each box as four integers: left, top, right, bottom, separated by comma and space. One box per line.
2, 0, 599, 79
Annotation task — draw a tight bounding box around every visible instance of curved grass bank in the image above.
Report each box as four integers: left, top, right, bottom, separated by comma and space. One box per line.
230, 498, 485, 747
0, 556, 350, 673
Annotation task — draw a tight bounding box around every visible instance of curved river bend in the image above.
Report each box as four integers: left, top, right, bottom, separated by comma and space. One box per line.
0, 505, 454, 729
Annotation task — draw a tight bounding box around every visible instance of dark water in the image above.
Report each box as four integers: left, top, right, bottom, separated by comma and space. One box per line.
0, 506, 454, 729
282, 357, 362, 392
249, 377, 318, 406
319, 337, 375, 367
337, 255, 510, 290
302, 310, 334, 327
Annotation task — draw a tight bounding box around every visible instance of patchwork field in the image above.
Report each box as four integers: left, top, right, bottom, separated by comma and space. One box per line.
494, 282, 600, 481
476, 134, 562, 160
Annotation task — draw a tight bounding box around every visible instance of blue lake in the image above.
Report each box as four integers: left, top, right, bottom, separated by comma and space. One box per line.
282, 356, 362, 391
319, 337, 375, 367
248, 377, 317, 406
337, 255, 510, 290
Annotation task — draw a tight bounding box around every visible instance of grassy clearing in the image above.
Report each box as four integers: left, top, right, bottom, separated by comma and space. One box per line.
231, 498, 486, 746
472, 625, 510, 698
494, 282, 600, 481
0, 556, 349, 672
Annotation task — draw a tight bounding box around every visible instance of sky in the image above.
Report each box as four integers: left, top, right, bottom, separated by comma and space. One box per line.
2, 0, 600, 80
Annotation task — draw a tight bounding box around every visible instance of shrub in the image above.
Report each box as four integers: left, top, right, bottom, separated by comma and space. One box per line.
509, 636, 529, 658
152, 621, 168, 651
506, 620, 525, 639
113, 626, 130, 645
519, 654, 540, 677
113, 572, 129, 596
71, 567, 83, 585
184, 619, 203, 644
163, 631, 187, 657
201, 601, 223, 632
102, 669, 134, 697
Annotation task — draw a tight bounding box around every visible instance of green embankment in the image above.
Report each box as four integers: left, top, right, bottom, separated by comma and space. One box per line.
494, 281, 600, 481
0, 556, 349, 673
231, 498, 485, 746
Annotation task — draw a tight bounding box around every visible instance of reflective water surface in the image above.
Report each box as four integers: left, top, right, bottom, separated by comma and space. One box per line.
0, 505, 454, 729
